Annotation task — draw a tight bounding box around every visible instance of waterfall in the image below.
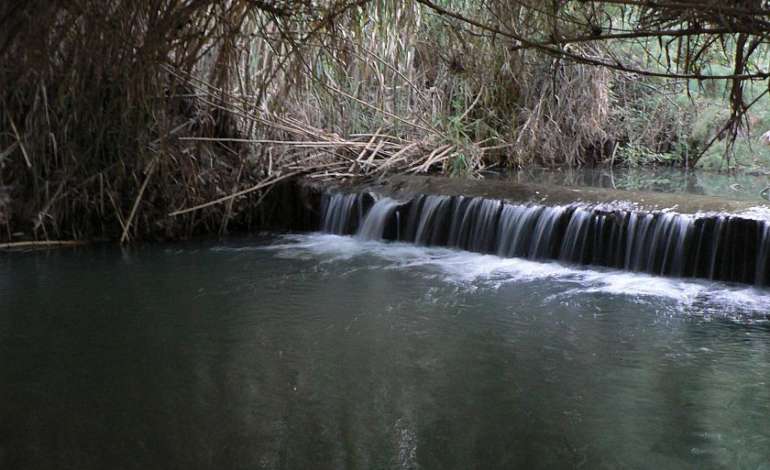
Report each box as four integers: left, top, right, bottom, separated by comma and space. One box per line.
660, 214, 691, 277
357, 198, 402, 240
321, 193, 360, 235
497, 205, 544, 258
319, 191, 770, 287
413, 195, 452, 246
446, 198, 502, 253
527, 206, 567, 260
559, 208, 592, 264
758, 224, 770, 285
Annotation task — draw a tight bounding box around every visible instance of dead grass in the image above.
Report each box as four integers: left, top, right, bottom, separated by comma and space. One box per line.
0, 0, 638, 242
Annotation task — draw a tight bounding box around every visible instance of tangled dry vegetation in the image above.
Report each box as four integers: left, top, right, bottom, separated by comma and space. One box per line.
1, 0, 768, 242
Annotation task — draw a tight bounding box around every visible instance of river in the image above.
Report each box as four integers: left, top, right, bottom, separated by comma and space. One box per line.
2, 234, 770, 469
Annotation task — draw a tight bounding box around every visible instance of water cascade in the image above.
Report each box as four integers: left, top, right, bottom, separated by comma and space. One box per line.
320, 193, 371, 235
320, 192, 770, 286
356, 198, 402, 240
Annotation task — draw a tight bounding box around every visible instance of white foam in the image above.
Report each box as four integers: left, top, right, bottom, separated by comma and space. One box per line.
564, 271, 707, 302
737, 205, 770, 222
262, 233, 572, 282
253, 233, 770, 318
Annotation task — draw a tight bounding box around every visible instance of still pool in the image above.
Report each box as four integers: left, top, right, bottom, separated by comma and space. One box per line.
1, 234, 770, 469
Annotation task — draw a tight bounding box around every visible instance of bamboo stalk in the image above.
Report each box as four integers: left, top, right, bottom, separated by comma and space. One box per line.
121, 156, 159, 244
0, 240, 86, 250
168, 171, 303, 217
8, 116, 31, 168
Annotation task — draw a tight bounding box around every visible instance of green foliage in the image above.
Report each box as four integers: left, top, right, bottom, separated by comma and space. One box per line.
615, 143, 678, 167
450, 153, 469, 177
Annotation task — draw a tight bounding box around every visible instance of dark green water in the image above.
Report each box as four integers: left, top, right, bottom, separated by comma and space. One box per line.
2, 235, 770, 469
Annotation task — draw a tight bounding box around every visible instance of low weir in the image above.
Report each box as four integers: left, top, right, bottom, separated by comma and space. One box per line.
320, 191, 770, 287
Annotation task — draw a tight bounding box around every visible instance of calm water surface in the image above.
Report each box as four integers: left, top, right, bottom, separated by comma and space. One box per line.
504, 166, 770, 202
2, 234, 770, 469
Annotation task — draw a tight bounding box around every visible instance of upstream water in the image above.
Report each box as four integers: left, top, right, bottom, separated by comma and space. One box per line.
2, 237, 770, 469
504, 167, 770, 202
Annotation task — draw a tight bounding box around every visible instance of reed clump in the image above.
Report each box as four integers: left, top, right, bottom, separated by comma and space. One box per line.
1, 1, 283, 242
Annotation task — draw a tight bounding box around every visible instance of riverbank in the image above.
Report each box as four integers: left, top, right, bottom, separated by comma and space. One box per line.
5, 2, 770, 247
4, 168, 770, 248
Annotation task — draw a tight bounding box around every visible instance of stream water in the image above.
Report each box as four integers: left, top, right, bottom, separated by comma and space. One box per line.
503, 166, 770, 202
2, 236, 770, 469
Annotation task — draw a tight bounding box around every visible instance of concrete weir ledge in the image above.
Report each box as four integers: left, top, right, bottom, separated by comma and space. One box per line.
349, 175, 768, 216
314, 175, 770, 287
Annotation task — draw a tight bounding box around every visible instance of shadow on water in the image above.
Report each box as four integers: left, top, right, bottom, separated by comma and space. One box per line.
1, 238, 770, 469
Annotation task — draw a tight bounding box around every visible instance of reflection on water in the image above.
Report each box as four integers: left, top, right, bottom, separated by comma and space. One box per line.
1, 236, 770, 469
502, 166, 770, 202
